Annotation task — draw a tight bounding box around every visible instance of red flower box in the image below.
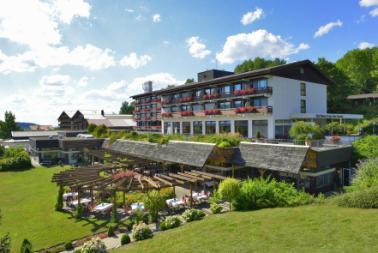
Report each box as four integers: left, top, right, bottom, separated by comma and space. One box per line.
151, 99, 161, 103
162, 112, 172, 117
162, 100, 171, 105
181, 111, 194, 117
235, 106, 257, 113
179, 97, 193, 103
204, 109, 221, 115
203, 94, 220, 100
233, 88, 256, 96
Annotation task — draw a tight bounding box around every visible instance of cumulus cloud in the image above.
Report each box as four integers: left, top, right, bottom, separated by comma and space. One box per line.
370, 8, 378, 16
359, 0, 378, 7
358, 41, 375, 49
241, 8, 263, 25
216, 29, 309, 64
52, 0, 91, 24
186, 36, 211, 59
125, 8, 135, 13
119, 53, 152, 69
314, 20, 343, 38
78, 76, 89, 87
152, 13, 161, 23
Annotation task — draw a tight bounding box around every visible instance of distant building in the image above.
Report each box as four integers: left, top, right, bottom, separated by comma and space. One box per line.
57, 110, 136, 131
29, 125, 54, 131
347, 93, 378, 106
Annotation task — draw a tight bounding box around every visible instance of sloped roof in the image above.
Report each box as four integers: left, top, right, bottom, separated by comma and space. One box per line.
239, 142, 309, 174
11, 131, 58, 138
103, 140, 215, 167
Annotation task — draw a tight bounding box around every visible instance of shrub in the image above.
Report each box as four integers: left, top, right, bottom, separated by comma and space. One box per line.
234, 178, 314, 211
0, 147, 31, 171
350, 158, 378, 191
143, 190, 165, 222
55, 186, 64, 211
107, 225, 115, 237
210, 203, 223, 214
289, 121, 323, 141
64, 241, 74, 251
131, 223, 153, 241
352, 135, 378, 160
323, 122, 354, 135
80, 237, 107, 253
75, 204, 83, 219
160, 216, 182, 231
87, 123, 97, 133
181, 209, 205, 222
218, 178, 240, 211
130, 209, 149, 224
20, 239, 32, 253
120, 234, 131, 245
124, 219, 135, 231
333, 186, 378, 208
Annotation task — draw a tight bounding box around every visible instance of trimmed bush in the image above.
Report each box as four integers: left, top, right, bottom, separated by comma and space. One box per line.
160, 216, 182, 231
333, 186, 378, 208
64, 241, 74, 251
289, 121, 323, 141
210, 203, 223, 214
352, 135, 378, 160
131, 223, 153, 241
80, 237, 107, 253
181, 209, 205, 222
107, 225, 115, 237
0, 147, 31, 171
20, 239, 32, 253
121, 234, 131, 245
124, 219, 135, 231
55, 186, 64, 211
234, 178, 314, 211
218, 178, 240, 211
75, 204, 83, 219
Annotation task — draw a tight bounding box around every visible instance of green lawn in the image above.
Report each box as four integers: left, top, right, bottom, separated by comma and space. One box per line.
113, 205, 378, 253
0, 167, 110, 252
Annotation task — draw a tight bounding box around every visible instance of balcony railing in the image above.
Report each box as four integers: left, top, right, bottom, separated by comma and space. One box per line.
161, 106, 272, 118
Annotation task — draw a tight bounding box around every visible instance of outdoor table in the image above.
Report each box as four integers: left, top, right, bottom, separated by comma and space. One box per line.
131, 202, 144, 211
171, 199, 185, 207
63, 192, 78, 200
93, 203, 113, 213
71, 198, 91, 206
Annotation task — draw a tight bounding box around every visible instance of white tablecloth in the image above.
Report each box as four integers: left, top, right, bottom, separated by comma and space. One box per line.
63, 192, 78, 199
192, 193, 208, 201
131, 203, 144, 211
93, 203, 113, 212
71, 198, 91, 206
166, 198, 184, 207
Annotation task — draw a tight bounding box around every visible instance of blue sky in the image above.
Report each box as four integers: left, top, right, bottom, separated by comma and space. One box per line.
0, 0, 377, 125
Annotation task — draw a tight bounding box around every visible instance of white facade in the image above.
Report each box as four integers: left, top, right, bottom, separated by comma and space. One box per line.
162, 75, 328, 139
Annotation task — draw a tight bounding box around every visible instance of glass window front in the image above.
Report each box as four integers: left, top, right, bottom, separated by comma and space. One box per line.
164, 122, 172, 134
275, 120, 292, 139
182, 122, 191, 135
235, 120, 248, 137
219, 120, 231, 133
252, 79, 268, 90
172, 122, 180, 134
205, 121, 216, 134
193, 121, 203, 135
252, 120, 268, 138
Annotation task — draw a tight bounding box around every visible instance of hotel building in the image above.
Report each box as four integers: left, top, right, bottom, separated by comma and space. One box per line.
132, 60, 362, 139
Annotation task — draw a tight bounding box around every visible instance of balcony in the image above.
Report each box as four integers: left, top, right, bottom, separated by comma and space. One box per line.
180, 111, 194, 117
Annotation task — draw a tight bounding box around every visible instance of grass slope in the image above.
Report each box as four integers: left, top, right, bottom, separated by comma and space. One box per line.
114, 205, 378, 253
0, 167, 110, 252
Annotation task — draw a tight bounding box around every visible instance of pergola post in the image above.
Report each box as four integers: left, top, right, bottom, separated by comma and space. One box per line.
90, 188, 94, 204
173, 185, 176, 197
77, 186, 81, 206
190, 183, 193, 208
232, 165, 235, 178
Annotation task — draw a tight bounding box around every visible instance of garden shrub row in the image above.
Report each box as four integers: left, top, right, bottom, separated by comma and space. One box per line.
0, 147, 31, 171
333, 186, 378, 208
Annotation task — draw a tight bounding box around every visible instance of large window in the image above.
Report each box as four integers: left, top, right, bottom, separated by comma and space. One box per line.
192, 104, 203, 112
219, 121, 231, 133
300, 99, 306, 113
275, 120, 292, 139
234, 83, 243, 91
300, 82, 306, 96
252, 79, 268, 90
219, 101, 231, 109
235, 120, 248, 137
252, 120, 268, 138
233, 100, 243, 108
205, 121, 216, 134
172, 122, 180, 134
182, 122, 191, 135
221, 85, 231, 95
205, 103, 216, 110
193, 121, 203, 135
252, 97, 268, 107
204, 87, 216, 95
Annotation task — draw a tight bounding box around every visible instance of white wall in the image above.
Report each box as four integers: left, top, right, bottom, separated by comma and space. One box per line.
269, 76, 327, 120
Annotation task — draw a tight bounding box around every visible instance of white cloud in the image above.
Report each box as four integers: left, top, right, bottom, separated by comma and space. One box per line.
314, 20, 343, 38
119, 53, 152, 69
78, 76, 89, 87
125, 8, 135, 13
0, 50, 36, 74
358, 41, 375, 49
152, 13, 161, 23
359, 0, 378, 7
241, 8, 263, 25
370, 8, 378, 16
186, 36, 211, 59
40, 74, 71, 87
216, 29, 309, 64
52, 0, 91, 24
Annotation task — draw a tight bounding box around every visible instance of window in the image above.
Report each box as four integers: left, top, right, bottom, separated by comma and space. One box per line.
182, 122, 191, 135
221, 85, 231, 94
219, 101, 231, 109
205, 121, 216, 134
204, 87, 216, 95
235, 120, 248, 137
164, 122, 172, 134
172, 106, 180, 112
316, 173, 333, 188
300, 99, 306, 113
195, 90, 202, 98
234, 83, 242, 91
192, 104, 203, 112
252, 79, 268, 90
252, 120, 268, 138
181, 105, 191, 111
193, 121, 203, 135
219, 121, 231, 133
252, 97, 268, 106
172, 122, 180, 134
275, 120, 292, 139
300, 82, 306, 96
233, 100, 243, 108
204, 103, 216, 110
